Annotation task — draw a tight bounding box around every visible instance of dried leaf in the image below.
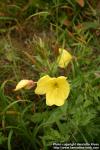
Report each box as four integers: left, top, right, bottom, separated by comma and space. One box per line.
63, 19, 71, 27
76, 0, 85, 7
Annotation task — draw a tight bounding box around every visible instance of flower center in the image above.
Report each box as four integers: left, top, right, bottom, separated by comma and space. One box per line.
53, 82, 59, 88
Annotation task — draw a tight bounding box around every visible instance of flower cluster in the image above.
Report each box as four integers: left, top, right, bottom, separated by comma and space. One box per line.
14, 48, 72, 106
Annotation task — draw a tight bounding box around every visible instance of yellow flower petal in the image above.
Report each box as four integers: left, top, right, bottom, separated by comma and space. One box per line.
58, 48, 72, 68
46, 76, 70, 106
14, 80, 34, 91
46, 89, 65, 106
35, 75, 51, 95
35, 75, 70, 106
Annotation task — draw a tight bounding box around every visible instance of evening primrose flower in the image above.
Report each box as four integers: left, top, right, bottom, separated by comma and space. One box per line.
35, 75, 70, 106
14, 80, 35, 91
57, 48, 72, 68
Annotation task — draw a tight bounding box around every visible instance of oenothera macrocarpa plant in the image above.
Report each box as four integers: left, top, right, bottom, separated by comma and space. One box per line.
14, 48, 72, 106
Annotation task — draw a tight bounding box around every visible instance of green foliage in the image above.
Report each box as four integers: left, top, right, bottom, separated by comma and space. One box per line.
0, 0, 100, 149
0, 132, 7, 145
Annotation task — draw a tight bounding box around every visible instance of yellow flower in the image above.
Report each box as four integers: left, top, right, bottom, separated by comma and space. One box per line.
14, 80, 34, 91
57, 48, 72, 68
35, 75, 70, 106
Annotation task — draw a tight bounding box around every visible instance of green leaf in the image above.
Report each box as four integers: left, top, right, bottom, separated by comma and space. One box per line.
0, 132, 6, 145
31, 111, 49, 123
46, 108, 64, 124
83, 100, 92, 108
